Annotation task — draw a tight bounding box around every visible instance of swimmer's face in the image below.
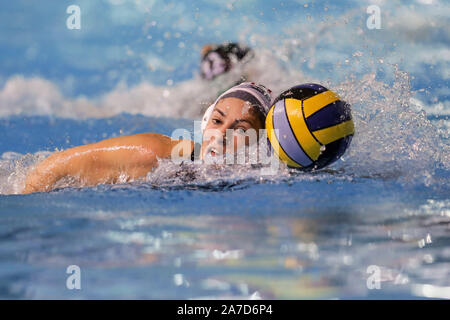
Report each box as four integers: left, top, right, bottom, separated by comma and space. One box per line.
201, 97, 265, 159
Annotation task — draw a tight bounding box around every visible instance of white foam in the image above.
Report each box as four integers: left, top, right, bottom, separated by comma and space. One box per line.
0, 50, 306, 120
0, 151, 51, 195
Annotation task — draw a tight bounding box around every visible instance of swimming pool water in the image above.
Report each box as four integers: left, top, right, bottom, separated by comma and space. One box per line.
0, 0, 449, 299
0, 114, 448, 299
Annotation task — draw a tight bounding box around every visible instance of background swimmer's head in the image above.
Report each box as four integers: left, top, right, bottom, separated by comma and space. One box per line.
200, 43, 252, 80
200, 82, 272, 159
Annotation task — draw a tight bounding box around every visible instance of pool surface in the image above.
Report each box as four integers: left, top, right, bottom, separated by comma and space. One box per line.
0, 0, 449, 299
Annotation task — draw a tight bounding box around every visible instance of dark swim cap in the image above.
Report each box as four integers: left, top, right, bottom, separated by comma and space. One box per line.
200, 43, 252, 80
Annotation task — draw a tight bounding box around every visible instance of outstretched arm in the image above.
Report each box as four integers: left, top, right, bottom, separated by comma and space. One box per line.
22, 133, 193, 194
23, 151, 69, 194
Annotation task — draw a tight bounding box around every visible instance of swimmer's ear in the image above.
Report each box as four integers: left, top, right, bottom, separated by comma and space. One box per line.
201, 104, 215, 133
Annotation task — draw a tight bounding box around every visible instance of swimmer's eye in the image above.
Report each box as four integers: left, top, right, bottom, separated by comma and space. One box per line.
211, 118, 222, 125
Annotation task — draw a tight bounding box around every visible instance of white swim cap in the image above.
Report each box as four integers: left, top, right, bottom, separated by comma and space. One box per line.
200, 82, 273, 133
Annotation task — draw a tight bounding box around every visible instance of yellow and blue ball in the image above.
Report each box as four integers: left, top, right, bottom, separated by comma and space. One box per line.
266, 83, 354, 170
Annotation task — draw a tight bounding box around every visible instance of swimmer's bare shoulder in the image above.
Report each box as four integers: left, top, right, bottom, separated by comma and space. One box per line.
22, 133, 194, 194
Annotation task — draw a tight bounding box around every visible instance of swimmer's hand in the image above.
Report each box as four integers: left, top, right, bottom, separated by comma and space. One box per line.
22, 133, 193, 194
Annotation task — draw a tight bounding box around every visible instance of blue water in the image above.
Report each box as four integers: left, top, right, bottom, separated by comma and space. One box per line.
0, 1, 449, 299
0, 114, 448, 299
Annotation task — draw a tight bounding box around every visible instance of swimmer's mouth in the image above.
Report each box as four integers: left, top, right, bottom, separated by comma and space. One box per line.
206, 146, 222, 157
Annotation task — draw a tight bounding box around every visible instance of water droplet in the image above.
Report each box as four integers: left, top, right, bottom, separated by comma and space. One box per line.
173, 274, 184, 286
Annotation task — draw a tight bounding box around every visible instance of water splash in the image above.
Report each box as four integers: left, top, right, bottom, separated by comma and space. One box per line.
336, 67, 449, 185
0, 151, 51, 194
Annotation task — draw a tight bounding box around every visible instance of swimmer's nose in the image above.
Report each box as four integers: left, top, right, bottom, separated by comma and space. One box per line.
213, 132, 226, 146
215, 126, 228, 145
204, 125, 231, 149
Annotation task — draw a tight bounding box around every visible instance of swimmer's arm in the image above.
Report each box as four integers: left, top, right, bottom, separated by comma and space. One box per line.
22, 133, 194, 194
22, 151, 70, 194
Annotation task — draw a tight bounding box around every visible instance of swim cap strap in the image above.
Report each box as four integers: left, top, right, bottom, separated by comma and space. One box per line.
220, 91, 263, 111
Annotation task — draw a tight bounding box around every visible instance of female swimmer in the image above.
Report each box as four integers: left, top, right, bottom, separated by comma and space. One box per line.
22, 82, 272, 193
